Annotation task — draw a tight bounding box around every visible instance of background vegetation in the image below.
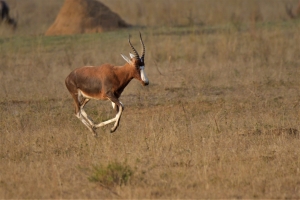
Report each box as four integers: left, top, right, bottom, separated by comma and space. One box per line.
0, 0, 300, 198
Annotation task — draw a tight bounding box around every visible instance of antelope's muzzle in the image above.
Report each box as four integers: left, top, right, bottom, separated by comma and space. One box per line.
140, 66, 149, 86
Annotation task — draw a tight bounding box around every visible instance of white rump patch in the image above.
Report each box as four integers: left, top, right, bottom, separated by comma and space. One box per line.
78, 89, 95, 99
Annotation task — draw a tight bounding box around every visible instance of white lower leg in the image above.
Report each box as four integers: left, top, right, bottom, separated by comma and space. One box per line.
111, 106, 123, 131
80, 108, 94, 126
94, 116, 118, 128
111, 102, 116, 110
94, 103, 123, 129
76, 112, 96, 134
77, 114, 92, 129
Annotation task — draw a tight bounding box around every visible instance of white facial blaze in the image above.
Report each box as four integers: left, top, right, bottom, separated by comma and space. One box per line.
140, 66, 149, 84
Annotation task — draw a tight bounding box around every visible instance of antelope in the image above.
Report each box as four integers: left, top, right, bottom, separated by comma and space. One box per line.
0, 0, 17, 29
286, 1, 300, 19
65, 33, 149, 136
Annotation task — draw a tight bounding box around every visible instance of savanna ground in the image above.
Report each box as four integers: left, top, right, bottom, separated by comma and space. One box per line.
1, 0, 300, 199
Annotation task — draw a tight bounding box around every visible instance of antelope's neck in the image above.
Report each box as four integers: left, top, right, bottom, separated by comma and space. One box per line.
114, 64, 134, 95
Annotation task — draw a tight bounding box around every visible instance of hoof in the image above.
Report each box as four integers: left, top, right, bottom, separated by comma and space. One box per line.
93, 131, 98, 137
87, 125, 97, 137
92, 127, 98, 137
110, 122, 120, 133
110, 127, 117, 133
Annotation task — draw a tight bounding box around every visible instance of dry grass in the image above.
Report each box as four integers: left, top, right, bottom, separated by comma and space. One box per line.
0, 0, 300, 199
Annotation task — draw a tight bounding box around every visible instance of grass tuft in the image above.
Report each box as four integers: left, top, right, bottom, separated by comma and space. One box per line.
89, 161, 133, 188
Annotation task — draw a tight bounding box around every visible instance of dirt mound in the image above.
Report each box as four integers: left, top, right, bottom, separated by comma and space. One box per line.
45, 0, 129, 36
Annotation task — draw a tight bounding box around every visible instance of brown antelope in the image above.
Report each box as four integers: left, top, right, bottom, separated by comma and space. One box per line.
65, 33, 149, 136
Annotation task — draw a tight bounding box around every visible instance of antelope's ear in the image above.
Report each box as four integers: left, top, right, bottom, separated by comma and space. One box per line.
121, 54, 133, 64
129, 53, 135, 59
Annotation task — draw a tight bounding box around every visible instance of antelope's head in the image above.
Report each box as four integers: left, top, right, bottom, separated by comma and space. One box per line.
121, 33, 149, 86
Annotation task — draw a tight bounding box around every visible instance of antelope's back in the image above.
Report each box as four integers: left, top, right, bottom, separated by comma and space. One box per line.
65, 64, 116, 97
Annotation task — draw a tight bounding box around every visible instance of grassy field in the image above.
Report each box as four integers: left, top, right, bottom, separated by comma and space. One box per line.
1, 0, 300, 199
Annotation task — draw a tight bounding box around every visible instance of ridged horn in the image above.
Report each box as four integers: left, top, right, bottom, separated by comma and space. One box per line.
128, 34, 140, 59
139, 32, 145, 62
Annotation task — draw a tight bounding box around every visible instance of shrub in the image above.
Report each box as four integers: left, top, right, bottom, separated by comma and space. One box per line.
89, 161, 133, 187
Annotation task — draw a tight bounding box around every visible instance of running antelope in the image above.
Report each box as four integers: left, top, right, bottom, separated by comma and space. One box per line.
65, 33, 149, 136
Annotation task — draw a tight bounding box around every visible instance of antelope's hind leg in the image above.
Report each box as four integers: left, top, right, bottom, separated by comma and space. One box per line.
66, 77, 97, 136
76, 112, 96, 135
79, 99, 95, 126
74, 94, 97, 136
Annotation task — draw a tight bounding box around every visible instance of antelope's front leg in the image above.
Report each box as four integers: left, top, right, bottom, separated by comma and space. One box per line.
94, 101, 123, 133
110, 102, 123, 132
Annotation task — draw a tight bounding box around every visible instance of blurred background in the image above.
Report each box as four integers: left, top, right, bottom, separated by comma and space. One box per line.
0, 0, 300, 36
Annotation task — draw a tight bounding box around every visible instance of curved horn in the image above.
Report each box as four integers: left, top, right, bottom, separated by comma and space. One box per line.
128, 34, 140, 59
139, 32, 145, 62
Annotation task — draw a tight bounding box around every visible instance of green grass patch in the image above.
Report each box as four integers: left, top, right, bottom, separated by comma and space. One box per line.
89, 161, 133, 187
